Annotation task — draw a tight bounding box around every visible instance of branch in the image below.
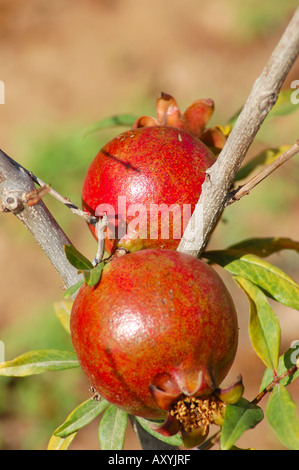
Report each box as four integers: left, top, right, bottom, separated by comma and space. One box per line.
227, 139, 299, 204
177, 7, 299, 258
0, 149, 81, 290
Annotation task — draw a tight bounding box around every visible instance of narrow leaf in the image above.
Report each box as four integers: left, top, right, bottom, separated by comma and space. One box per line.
204, 250, 299, 310
235, 145, 292, 181
235, 276, 280, 370
83, 261, 105, 286
83, 114, 139, 136
266, 385, 299, 450
64, 245, 94, 270
54, 397, 110, 438
53, 300, 73, 334
220, 397, 264, 450
98, 405, 128, 450
135, 417, 183, 447
229, 89, 298, 127
260, 346, 299, 391
64, 279, 84, 299
47, 432, 77, 450
227, 237, 299, 258
0, 349, 79, 376
267, 88, 299, 117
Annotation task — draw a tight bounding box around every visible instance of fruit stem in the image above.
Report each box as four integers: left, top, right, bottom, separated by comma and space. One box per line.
93, 213, 108, 265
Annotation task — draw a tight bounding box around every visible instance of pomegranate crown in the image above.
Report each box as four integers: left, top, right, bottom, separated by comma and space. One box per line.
132, 92, 229, 152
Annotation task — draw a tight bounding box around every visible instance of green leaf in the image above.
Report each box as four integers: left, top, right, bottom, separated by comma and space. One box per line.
64, 279, 84, 299
47, 432, 77, 450
83, 261, 105, 286
64, 245, 94, 270
83, 114, 139, 137
54, 397, 110, 438
266, 385, 299, 450
227, 237, 299, 258
267, 88, 299, 117
204, 250, 299, 310
220, 397, 264, 450
260, 346, 299, 391
135, 417, 183, 447
53, 300, 73, 334
235, 276, 280, 370
98, 405, 128, 450
229, 89, 298, 127
0, 349, 79, 376
235, 145, 292, 181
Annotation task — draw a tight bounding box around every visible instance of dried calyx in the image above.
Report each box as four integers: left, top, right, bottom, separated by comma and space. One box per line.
150, 370, 244, 448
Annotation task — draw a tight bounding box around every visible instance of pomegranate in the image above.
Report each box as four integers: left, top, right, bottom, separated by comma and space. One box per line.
82, 93, 226, 254
70, 249, 241, 447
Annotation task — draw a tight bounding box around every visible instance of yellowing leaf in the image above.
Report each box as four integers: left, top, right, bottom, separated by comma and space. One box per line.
205, 250, 299, 310
0, 349, 79, 376
235, 276, 280, 370
47, 432, 77, 450
54, 301, 73, 334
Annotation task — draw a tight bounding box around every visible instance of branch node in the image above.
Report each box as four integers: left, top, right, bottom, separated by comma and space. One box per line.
2, 190, 25, 213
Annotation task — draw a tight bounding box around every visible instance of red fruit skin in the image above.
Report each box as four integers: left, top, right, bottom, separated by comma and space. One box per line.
82, 126, 215, 253
70, 249, 238, 420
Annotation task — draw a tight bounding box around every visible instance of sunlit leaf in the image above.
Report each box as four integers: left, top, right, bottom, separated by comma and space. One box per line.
64, 279, 84, 299
220, 397, 264, 450
47, 432, 77, 450
83, 114, 138, 137
98, 405, 128, 450
83, 261, 105, 286
228, 89, 298, 127
53, 300, 73, 333
227, 237, 299, 258
64, 245, 94, 270
260, 346, 299, 391
267, 88, 299, 117
0, 349, 79, 376
135, 417, 183, 447
204, 250, 299, 310
235, 145, 292, 181
54, 397, 110, 438
266, 385, 299, 450
235, 276, 280, 370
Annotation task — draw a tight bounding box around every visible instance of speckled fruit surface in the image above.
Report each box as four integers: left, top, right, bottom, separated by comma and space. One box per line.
82, 125, 215, 253
70, 249, 238, 420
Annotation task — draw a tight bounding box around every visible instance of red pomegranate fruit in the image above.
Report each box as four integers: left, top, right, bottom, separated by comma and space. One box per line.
82, 93, 227, 254
70, 249, 241, 447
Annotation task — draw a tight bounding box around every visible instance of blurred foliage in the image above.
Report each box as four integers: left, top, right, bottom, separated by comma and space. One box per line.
0, 303, 85, 449
231, 0, 299, 40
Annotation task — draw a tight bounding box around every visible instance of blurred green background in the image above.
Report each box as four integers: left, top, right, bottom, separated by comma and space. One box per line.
0, 0, 298, 450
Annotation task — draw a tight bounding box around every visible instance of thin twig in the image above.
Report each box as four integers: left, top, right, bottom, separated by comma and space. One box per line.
4, 153, 98, 225
227, 140, 299, 204
93, 213, 108, 265
251, 363, 298, 406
